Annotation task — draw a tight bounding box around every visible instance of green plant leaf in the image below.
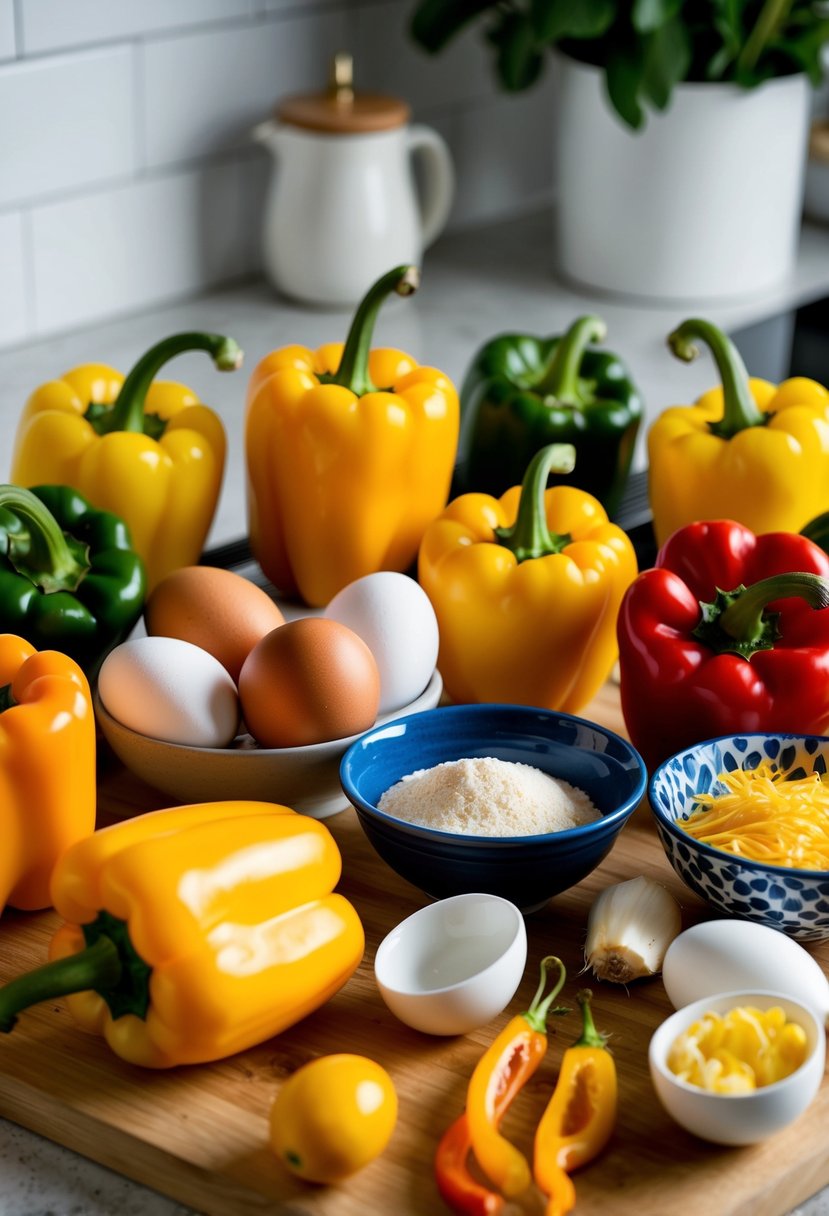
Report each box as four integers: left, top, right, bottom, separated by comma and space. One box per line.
531, 0, 615, 43
605, 42, 646, 129
492, 9, 546, 90
640, 17, 692, 108
410, 0, 500, 52
632, 0, 683, 35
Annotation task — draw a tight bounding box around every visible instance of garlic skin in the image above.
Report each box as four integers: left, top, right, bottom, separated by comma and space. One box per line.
585, 875, 682, 983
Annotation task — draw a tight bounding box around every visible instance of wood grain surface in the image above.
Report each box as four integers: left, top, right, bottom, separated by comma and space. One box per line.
0, 680, 827, 1216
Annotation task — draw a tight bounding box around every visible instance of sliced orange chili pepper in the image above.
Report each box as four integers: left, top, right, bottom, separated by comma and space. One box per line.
533, 989, 617, 1216
435, 1007, 543, 1216
466, 956, 568, 1198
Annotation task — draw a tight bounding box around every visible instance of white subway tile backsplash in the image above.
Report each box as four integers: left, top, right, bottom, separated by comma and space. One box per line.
355, 0, 492, 113
19, 0, 258, 56
450, 74, 558, 227
140, 9, 348, 169
0, 1, 15, 61
0, 212, 29, 345
0, 47, 136, 208
30, 161, 244, 335
236, 152, 271, 278
0, 1, 551, 349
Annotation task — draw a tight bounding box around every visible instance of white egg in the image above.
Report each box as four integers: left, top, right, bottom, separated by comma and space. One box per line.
324, 572, 439, 714
662, 919, 829, 1025
98, 635, 239, 748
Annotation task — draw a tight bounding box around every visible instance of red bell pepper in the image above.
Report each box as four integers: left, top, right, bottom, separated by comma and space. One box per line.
617, 520, 829, 769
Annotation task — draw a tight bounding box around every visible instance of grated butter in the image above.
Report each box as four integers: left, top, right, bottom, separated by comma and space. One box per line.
377, 756, 600, 837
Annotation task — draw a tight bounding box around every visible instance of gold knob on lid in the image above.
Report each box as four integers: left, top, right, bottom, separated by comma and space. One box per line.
330, 53, 354, 106
277, 53, 409, 133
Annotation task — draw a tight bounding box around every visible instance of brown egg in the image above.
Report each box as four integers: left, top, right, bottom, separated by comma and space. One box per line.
145, 566, 285, 683
238, 617, 380, 748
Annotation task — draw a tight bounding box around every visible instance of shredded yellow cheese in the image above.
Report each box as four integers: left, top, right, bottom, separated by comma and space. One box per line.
667, 1005, 809, 1093
681, 763, 829, 870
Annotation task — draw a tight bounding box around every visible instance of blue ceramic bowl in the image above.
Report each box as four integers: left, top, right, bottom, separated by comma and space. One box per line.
649, 734, 829, 943
340, 703, 647, 913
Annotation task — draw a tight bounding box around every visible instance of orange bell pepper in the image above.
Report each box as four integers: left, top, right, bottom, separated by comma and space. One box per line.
0, 634, 95, 914
0, 802, 364, 1067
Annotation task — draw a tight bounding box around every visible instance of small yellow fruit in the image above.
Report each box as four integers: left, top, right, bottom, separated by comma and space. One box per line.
269, 1053, 398, 1184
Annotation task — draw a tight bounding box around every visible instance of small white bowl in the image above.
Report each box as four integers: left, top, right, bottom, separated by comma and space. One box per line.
373, 892, 527, 1036
95, 669, 442, 819
649, 990, 825, 1145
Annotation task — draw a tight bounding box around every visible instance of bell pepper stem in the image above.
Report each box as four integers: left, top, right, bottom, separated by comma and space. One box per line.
524, 956, 568, 1034
668, 318, 766, 439
0, 485, 88, 593
695, 572, 829, 659
536, 315, 607, 401
494, 444, 576, 562
103, 332, 243, 434
330, 265, 420, 396
572, 989, 608, 1050
0, 936, 122, 1033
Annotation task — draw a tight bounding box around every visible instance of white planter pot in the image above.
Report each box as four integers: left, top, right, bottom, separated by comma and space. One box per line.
555, 56, 811, 302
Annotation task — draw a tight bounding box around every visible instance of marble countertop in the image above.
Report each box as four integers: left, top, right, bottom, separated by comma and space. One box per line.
2, 209, 829, 1215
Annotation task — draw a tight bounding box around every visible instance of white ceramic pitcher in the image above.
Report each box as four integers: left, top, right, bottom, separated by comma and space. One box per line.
253, 55, 454, 307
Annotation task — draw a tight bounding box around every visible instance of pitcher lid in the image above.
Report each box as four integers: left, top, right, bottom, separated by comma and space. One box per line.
277, 53, 410, 134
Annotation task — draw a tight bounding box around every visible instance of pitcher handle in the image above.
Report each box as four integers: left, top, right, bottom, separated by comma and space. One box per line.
407, 124, 454, 250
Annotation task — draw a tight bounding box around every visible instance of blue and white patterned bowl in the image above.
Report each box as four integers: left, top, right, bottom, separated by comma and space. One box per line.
649, 734, 829, 943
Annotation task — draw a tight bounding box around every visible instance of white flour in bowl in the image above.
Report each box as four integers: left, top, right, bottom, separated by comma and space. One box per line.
377, 756, 600, 837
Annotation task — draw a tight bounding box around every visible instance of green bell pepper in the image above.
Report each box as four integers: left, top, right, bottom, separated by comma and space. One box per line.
456, 315, 643, 516
0, 484, 146, 675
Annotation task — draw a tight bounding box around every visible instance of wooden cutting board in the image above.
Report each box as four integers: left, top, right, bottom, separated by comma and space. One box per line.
0, 680, 827, 1216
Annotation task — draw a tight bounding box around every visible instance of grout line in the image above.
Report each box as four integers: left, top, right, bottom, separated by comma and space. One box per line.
20, 206, 36, 337
0, 146, 256, 219
10, 0, 21, 55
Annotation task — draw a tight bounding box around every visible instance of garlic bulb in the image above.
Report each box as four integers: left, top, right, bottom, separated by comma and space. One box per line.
584, 875, 682, 983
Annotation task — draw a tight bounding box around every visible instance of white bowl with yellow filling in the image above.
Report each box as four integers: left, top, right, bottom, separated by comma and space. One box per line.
648, 989, 825, 1145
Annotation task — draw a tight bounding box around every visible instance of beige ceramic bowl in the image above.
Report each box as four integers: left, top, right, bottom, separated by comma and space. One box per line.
95, 670, 442, 819
649, 990, 825, 1145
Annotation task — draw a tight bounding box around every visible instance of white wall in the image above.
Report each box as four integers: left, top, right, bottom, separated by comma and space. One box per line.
0, 0, 558, 349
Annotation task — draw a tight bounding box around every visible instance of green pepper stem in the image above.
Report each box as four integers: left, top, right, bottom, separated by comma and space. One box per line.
102, 332, 243, 434
0, 485, 87, 593
572, 989, 609, 1050
694, 572, 829, 659
668, 318, 766, 439
536, 315, 607, 401
494, 443, 576, 562
330, 266, 420, 396
0, 936, 122, 1033
524, 956, 568, 1034
720, 572, 829, 640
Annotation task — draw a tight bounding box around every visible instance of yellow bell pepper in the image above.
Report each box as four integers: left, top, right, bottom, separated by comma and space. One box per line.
10, 332, 242, 590
245, 266, 459, 608
0, 802, 364, 1068
0, 634, 96, 914
648, 318, 829, 546
418, 444, 638, 712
